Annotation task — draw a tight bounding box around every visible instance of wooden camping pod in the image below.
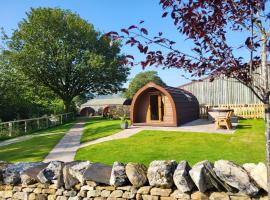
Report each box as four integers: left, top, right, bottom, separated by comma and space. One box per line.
130, 82, 199, 127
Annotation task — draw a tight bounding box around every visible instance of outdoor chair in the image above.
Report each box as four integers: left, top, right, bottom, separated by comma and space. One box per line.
215, 111, 233, 130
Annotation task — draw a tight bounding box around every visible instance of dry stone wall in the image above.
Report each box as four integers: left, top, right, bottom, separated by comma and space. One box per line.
0, 160, 268, 200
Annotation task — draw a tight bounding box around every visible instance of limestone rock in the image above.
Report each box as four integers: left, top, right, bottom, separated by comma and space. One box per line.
0, 190, 13, 198
137, 186, 152, 194
29, 193, 36, 200
68, 197, 81, 200
189, 160, 234, 193
96, 186, 116, 191
170, 190, 190, 199
13, 191, 29, 199
110, 162, 128, 186
229, 194, 251, 200
213, 160, 259, 196
101, 190, 111, 197
3, 162, 42, 185
209, 192, 230, 200
13, 186, 22, 192
57, 196, 68, 200
68, 161, 91, 183
86, 180, 98, 187
36, 194, 48, 200
142, 194, 159, 200
242, 163, 256, 174
173, 160, 194, 193
78, 190, 87, 197
126, 162, 148, 187
191, 191, 209, 200
249, 162, 267, 191
117, 185, 132, 191
160, 197, 175, 200
56, 188, 64, 195
87, 190, 101, 197
0, 161, 9, 184
83, 163, 112, 185
80, 185, 94, 191
37, 161, 64, 188
150, 188, 172, 197
63, 161, 81, 190
123, 191, 136, 199
109, 190, 123, 198
63, 190, 77, 197
147, 160, 177, 188
21, 163, 48, 185
22, 187, 34, 192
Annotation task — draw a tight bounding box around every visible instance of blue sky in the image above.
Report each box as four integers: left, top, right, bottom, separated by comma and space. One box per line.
0, 0, 251, 87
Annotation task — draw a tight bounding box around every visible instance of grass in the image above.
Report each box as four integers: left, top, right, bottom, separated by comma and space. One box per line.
75, 119, 265, 166
0, 133, 65, 162
0, 121, 75, 162
80, 117, 122, 143
33, 121, 75, 135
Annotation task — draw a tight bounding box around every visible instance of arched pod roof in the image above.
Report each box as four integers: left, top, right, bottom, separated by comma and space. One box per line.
130, 82, 199, 126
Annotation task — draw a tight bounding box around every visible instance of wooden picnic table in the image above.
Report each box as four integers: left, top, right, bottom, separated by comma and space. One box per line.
208, 108, 234, 122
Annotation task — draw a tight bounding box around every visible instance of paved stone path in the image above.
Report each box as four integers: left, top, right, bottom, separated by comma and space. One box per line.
79, 126, 144, 148
0, 131, 65, 147
43, 120, 85, 163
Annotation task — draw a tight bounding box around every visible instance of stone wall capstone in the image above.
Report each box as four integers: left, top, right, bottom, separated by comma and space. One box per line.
0, 160, 267, 200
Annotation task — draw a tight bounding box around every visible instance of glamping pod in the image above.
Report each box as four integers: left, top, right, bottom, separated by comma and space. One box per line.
80, 107, 95, 116
131, 82, 199, 127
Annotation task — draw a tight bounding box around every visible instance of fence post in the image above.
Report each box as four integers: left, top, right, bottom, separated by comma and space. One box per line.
24, 121, 27, 133
60, 115, 63, 124
37, 119, 40, 129
46, 117, 49, 128
8, 122, 12, 137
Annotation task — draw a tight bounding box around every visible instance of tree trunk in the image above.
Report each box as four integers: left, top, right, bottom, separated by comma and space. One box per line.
262, 35, 268, 91
64, 100, 71, 113
265, 102, 270, 199
261, 33, 270, 199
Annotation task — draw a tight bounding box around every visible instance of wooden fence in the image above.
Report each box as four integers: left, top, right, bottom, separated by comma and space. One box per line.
199, 106, 209, 119
0, 112, 74, 138
199, 104, 265, 119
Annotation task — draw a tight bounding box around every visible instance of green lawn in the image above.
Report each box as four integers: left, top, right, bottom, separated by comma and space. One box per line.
0, 121, 75, 162
0, 133, 65, 162
75, 119, 265, 166
80, 117, 122, 143
33, 121, 75, 135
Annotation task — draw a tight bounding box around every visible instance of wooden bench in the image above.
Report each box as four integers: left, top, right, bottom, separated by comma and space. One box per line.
215, 111, 233, 130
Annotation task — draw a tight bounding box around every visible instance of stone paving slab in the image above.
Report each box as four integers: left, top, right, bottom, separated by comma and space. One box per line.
79, 126, 144, 148
141, 119, 237, 134
43, 120, 85, 162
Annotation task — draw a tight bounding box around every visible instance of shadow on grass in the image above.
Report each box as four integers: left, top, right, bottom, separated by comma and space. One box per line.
236, 124, 252, 130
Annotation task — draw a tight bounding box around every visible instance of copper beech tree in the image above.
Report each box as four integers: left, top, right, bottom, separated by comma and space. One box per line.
106, 0, 270, 196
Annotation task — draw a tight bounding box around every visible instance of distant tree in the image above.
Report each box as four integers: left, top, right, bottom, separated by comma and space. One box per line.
0, 53, 63, 121
3, 7, 129, 112
73, 93, 94, 108
125, 71, 165, 98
